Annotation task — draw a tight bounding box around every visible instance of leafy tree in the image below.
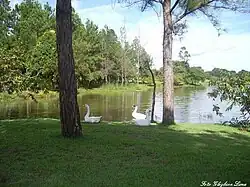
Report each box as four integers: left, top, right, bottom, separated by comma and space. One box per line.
13, 0, 55, 52
187, 66, 206, 85
0, 0, 158, 99
117, 0, 249, 125
0, 46, 25, 93
179, 46, 191, 62
0, 0, 15, 47
130, 37, 152, 82
173, 60, 189, 85
25, 30, 57, 91
73, 19, 103, 88
100, 25, 121, 84
208, 71, 250, 128
123, 42, 137, 82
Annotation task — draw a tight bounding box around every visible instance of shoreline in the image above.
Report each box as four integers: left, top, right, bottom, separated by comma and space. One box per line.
0, 82, 207, 103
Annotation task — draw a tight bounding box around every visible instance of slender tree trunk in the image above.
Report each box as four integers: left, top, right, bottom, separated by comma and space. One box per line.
104, 61, 108, 84
56, 0, 82, 137
124, 55, 127, 85
124, 69, 127, 85
121, 63, 124, 85
105, 74, 108, 84
147, 63, 156, 123
162, 0, 175, 125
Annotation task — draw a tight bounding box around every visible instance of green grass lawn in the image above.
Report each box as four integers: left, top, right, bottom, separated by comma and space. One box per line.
1, 119, 250, 187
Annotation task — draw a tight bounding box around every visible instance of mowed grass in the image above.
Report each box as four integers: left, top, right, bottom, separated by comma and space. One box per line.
0, 119, 250, 187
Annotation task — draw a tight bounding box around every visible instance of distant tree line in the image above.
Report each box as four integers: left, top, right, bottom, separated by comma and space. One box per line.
154, 62, 207, 86
2, 0, 248, 95
0, 0, 153, 93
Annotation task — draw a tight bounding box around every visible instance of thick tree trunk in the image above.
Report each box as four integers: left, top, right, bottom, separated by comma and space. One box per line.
56, 0, 82, 137
162, 0, 175, 125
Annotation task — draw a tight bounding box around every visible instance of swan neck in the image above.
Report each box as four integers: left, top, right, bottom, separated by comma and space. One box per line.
85, 106, 90, 117
132, 106, 138, 114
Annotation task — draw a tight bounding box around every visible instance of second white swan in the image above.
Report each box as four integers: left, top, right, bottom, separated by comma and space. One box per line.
132, 105, 146, 119
84, 104, 102, 123
133, 109, 151, 126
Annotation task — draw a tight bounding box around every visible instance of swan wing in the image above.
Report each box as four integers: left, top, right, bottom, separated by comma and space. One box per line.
133, 113, 146, 119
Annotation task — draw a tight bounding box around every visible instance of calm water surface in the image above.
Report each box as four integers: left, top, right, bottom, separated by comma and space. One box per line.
0, 86, 242, 123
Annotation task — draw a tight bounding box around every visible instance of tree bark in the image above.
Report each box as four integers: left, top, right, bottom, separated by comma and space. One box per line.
56, 0, 82, 137
147, 63, 156, 123
162, 0, 175, 125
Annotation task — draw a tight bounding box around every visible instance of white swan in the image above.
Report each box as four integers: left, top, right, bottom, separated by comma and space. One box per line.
84, 104, 102, 123
132, 105, 146, 119
133, 109, 151, 126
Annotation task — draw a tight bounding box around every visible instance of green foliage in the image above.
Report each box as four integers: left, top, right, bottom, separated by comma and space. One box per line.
187, 66, 206, 85
0, 46, 25, 93
13, 0, 55, 51
0, 0, 154, 94
154, 46, 207, 86
25, 30, 57, 91
0, 0, 15, 47
154, 60, 206, 86
208, 70, 250, 127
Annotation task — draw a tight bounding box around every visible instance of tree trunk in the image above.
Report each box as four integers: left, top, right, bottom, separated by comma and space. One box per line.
56, 0, 82, 137
121, 64, 124, 86
162, 0, 175, 125
124, 70, 127, 85
117, 76, 120, 84
124, 55, 127, 85
147, 63, 156, 123
105, 75, 108, 84
104, 60, 108, 84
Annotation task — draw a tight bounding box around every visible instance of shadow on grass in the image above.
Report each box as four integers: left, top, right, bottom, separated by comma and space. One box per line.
0, 118, 250, 187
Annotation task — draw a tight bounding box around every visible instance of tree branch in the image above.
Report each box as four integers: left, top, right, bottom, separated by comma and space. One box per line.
173, 0, 215, 25
151, 4, 162, 18
207, 4, 250, 13
198, 8, 226, 36
117, 0, 162, 11
170, 0, 181, 14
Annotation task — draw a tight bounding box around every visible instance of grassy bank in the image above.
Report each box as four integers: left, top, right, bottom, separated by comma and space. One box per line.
0, 84, 153, 103
0, 81, 209, 103
78, 83, 154, 95
1, 119, 249, 186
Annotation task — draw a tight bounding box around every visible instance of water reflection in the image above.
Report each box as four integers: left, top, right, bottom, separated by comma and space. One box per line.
0, 86, 243, 123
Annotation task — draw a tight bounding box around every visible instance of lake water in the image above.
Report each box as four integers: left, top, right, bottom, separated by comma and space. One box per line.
0, 86, 242, 123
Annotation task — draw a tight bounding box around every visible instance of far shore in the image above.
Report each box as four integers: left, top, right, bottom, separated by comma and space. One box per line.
0, 82, 208, 103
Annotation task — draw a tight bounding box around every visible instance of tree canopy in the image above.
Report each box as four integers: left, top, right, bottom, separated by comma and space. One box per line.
0, 0, 154, 94
208, 69, 250, 128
